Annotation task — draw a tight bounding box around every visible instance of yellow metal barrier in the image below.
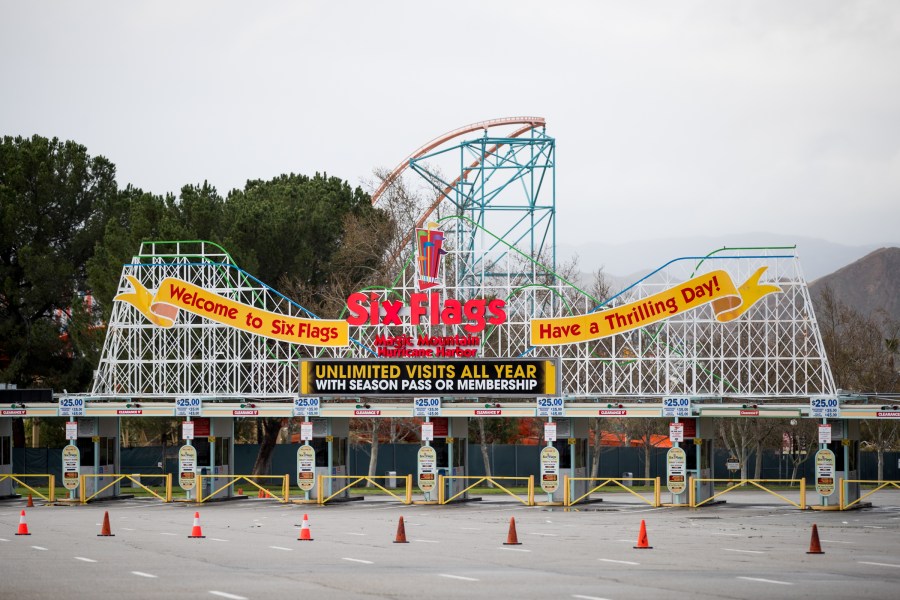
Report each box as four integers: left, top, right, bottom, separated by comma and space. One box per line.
564, 476, 661, 507
0, 474, 56, 502
80, 474, 172, 504
437, 475, 534, 506
196, 474, 289, 503
841, 479, 900, 510
317, 475, 412, 505
690, 478, 806, 509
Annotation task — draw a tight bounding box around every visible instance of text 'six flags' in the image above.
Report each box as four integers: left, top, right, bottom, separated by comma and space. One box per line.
115, 275, 349, 347
530, 267, 781, 346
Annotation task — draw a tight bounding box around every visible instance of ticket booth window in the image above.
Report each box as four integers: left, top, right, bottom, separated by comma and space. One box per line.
196, 441, 211, 466
214, 439, 231, 467
77, 438, 94, 466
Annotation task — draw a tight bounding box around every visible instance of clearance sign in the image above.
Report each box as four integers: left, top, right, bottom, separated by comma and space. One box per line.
301, 359, 558, 396
531, 267, 780, 346
115, 275, 348, 347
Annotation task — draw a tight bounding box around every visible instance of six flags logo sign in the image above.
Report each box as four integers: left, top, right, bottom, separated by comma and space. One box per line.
115, 220, 782, 346
415, 223, 446, 290
345, 223, 508, 333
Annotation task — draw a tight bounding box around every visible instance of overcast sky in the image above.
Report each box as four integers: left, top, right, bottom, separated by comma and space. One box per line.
2, 1, 898, 274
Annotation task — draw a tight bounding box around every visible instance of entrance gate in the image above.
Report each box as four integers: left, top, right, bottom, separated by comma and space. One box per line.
48, 116, 861, 511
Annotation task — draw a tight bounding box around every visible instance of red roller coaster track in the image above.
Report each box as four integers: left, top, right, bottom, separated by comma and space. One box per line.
370, 116, 546, 211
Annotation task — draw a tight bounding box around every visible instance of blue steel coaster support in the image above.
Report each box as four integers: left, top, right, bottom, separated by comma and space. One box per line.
408, 126, 556, 300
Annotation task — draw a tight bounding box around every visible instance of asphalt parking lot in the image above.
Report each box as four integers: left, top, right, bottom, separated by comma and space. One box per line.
1, 492, 899, 600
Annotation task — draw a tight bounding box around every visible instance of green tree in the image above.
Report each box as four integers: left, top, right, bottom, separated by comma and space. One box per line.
0, 135, 117, 390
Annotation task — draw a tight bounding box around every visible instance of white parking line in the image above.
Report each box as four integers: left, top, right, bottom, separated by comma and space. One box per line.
209, 592, 247, 600
344, 532, 366, 536
0, 538, 8, 542
159, 532, 177, 536
863, 526, 884, 529
342, 558, 373, 564
737, 576, 791, 585
31, 546, 48, 551
858, 561, 900, 568
208, 538, 229, 542
413, 539, 439, 543
74, 557, 97, 563
500, 547, 531, 552
529, 532, 558, 537
723, 548, 765, 554
438, 574, 479, 582
121, 528, 136, 531
599, 558, 639, 566
269, 546, 293, 551
711, 532, 742, 536
573, 595, 613, 600
131, 571, 158, 578
821, 540, 853, 544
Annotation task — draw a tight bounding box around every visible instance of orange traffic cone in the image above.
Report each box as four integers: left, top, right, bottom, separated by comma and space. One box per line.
98, 511, 114, 537
634, 519, 653, 549
188, 511, 205, 538
27, 494, 34, 508
237, 488, 243, 496
297, 514, 313, 541
257, 488, 264, 498
503, 517, 522, 545
393, 516, 409, 544
806, 524, 824, 554
15, 510, 30, 536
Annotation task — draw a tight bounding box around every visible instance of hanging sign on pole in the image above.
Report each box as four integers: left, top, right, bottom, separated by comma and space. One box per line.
540, 446, 560, 494
179, 445, 197, 491
417, 445, 437, 494
297, 445, 316, 492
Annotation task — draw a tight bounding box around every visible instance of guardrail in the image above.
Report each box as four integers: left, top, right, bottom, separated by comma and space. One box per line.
564, 476, 661, 507
437, 475, 534, 506
196, 474, 289, 503
317, 475, 412, 505
80, 474, 172, 503
690, 478, 806, 509
0, 474, 56, 502
841, 479, 900, 510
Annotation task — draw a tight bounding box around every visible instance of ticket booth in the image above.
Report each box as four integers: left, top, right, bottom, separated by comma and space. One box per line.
0, 418, 12, 498
432, 417, 468, 500
825, 420, 860, 506
76, 417, 120, 499
673, 417, 714, 505
552, 418, 588, 502
303, 417, 349, 500
196, 417, 234, 500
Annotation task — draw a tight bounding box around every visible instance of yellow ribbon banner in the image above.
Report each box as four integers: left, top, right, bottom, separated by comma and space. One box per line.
115, 275, 349, 347
530, 267, 780, 346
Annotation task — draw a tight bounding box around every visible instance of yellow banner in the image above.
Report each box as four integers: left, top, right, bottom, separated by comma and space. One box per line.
115, 275, 349, 347
530, 267, 780, 346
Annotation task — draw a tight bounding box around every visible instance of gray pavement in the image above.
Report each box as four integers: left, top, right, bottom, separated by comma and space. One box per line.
1, 492, 899, 600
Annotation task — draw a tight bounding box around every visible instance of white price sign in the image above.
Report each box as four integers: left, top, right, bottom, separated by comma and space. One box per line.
544, 422, 557, 442
810, 396, 839, 418
818, 424, 832, 444
293, 397, 320, 417
182, 421, 194, 440
58, 397, 85, 418
421, 421, 434, 441
669, 423, 684, 442
175, 397, 202, 417
300, 421, 313, 441
537, 397, 564, 417
414, 397, 441, 417
65, 421, 78, 441
663, 397, 691, 417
